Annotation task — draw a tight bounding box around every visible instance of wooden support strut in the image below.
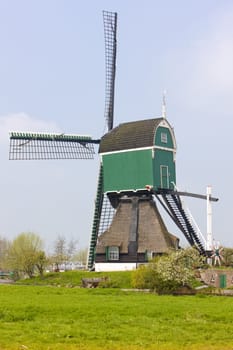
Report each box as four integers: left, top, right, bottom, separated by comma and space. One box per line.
175, 191, 218, 202
156, 189, 218, 202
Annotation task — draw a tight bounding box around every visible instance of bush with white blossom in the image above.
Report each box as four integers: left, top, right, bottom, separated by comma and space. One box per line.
132, 247, 204, 294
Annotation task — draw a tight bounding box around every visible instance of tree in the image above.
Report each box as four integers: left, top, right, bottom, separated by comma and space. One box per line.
51, 235, 78, 271
221, 247, 233, 267
35, 251, 48, 277
67, 238, 78, 262
132, 248, 204, 294
7, 232, 44, 278
0, 236, 10, 270
52, 235, 67, 271
73, 247, 88, 266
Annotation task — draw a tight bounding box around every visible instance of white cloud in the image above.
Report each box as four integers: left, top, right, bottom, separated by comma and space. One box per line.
0, 113, 61, 145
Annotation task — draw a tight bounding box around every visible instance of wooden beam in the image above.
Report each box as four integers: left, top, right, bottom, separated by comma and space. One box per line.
175, 191, 219, 202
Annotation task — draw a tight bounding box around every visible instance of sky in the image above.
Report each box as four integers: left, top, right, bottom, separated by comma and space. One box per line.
0, 0, 233, 253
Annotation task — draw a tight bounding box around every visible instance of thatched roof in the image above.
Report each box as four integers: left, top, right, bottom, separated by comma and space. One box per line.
96, 195, 179, 254
99, 118, 164, 154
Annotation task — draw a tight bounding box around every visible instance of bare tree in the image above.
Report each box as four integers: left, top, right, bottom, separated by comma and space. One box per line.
52, 235, 67, 271
74, 247, 88, 266
51, 235, 79, 271
67, 238, 78, 262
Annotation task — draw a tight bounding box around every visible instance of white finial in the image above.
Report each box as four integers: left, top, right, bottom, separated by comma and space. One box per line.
162, 90, 167, 119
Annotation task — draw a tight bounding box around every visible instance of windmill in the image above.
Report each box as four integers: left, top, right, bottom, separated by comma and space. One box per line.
9, 11, 218, 271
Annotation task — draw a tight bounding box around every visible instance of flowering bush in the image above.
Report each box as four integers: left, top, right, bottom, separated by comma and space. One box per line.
132, 248, 204, 294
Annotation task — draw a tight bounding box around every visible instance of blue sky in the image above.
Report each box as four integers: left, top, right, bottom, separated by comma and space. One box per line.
0, 0, 232, 252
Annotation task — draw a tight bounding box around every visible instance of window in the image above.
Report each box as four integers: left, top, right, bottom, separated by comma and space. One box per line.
161, 132, 167, 143
108, 246, 119, 261
210, 274, 215, 283
146, 251, 153, 261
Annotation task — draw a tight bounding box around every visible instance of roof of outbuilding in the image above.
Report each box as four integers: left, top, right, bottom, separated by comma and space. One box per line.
99, 117, 164, 153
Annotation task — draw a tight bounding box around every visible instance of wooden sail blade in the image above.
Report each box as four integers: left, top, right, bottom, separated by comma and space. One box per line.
9, 132, 100, 160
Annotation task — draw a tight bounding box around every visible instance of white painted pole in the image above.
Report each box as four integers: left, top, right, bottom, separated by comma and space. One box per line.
162, 90, 167, 119
206, 185, 213, 251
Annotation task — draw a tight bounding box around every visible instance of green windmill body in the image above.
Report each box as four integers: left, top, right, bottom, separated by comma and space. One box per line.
9, 11, 218, 272
100, 117, 176, 193
93, 116, 179, 271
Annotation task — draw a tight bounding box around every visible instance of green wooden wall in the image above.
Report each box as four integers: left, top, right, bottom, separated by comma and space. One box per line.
154, 126, 175, 149
101, 124, 176, 193
153, 149, 176, 189
103, 149, 153, 192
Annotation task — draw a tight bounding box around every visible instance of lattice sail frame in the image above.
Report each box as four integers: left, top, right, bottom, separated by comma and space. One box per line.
103, 10, 117, 132
98, 194, 116, 235
9, 132, 100, 160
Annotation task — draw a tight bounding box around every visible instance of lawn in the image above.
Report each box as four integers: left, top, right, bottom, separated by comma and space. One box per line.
14, 270, 133, 289
0, 284, 233, 350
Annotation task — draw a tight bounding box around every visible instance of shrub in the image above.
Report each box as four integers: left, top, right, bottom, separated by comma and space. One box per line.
132, 248, 204, 294
132, 264, 158, 289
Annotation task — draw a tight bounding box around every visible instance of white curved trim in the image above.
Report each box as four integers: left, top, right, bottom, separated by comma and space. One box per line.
157, 119, 177, 150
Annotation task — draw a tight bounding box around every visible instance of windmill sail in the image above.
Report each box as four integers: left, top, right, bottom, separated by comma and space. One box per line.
103, 11, 117, 131
9, 132, 100, 160
87, 11, 118, 269
87, 165, 116, 270
8, 11, 118, 271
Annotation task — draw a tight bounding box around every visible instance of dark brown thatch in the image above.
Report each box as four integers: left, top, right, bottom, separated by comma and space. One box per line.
96, 195, 179, 255
99, 118, 165, 153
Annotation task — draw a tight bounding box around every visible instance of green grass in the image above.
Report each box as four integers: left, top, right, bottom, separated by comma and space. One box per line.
0, 285, 233, 350
15, 270, 133, 289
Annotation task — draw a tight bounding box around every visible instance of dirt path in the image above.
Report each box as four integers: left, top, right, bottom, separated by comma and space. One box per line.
0, 278, 14, 284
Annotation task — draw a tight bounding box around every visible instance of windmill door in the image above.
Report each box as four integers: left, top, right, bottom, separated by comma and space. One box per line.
160, 165, 169, 189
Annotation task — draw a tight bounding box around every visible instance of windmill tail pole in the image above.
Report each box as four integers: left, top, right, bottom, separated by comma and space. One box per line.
206, 185, 213, 251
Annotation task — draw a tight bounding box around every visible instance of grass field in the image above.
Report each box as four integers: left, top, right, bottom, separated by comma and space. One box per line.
0, 282, 233, 350
14, 270, 133, 289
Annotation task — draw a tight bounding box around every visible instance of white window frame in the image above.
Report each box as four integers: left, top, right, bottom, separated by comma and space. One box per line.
160, 165, 169, 189
108, 246, 119, 261
161, 132, 167, 143
147, 251, 153, 260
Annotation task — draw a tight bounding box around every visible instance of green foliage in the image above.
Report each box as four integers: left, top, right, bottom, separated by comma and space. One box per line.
0, 236, 10, 270
6, 232, 44, 278
131, 264, 158, 289
132, 248, 204, 294
0, 285, 233, 349
35, 250, 48, 276
222, 247, 233, 267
